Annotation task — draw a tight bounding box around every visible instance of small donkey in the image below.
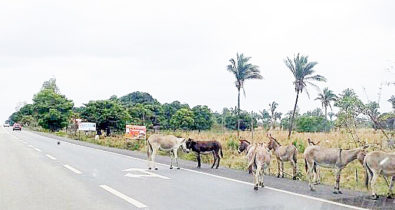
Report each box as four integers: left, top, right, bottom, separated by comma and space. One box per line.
238, 140, 271, 191
266, 133, 298, 180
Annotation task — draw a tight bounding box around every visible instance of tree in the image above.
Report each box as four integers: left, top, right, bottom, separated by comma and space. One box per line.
170, 108, 194, 130
192, 105, 213, 132
388, 95, 395, 110
284, 53, 326, 138
161, 101, 189, 129
81, 100, 130, 135
227, 53, 262, 136
315, 87, 337, 119
259, 109, 271, 129
119, 91, 159, 106
269, 101, 278, 129
334, 89, 363, 145
41, 78, 60, 93
33, 89, 74, 131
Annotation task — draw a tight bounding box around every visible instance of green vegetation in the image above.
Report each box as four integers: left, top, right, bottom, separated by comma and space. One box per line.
284, 53, 327, 138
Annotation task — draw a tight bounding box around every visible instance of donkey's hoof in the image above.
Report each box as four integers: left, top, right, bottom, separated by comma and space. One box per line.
254, 186, 259, 191
338, 191, 342, 194
292, 176, 297, 180
170, 167, 173, 169
371, 194, 379, 200
281, 175, 284, 178
309, 188, 316, 192
177, 167, 180, 170
387, 194, 393, 199
148, 167, 152, 170
277, 174, 280, 178
154, 168, 158, 170
333, 191, 338, 194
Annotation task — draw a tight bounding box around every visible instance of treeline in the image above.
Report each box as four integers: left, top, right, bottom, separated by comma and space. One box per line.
7, 79, 395, 136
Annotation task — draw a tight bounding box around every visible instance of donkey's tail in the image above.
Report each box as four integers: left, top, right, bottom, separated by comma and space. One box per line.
304, 158, 308, 173
364, 161, 373, 189
293, 150, 298, 164
147, 140, 153, 159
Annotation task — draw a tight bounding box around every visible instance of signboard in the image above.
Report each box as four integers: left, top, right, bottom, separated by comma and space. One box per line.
78, 122, 96, 131
125, 125, 146, 140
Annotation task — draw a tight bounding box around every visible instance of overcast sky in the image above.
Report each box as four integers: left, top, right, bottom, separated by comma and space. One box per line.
1, 0, 394, 121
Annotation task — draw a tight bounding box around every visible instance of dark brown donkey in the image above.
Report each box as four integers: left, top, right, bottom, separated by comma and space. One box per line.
185, 138, 223, 169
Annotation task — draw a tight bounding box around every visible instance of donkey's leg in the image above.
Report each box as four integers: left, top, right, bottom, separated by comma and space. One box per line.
211, 152, 217, 168
216, 152, 220, 169
281, 160, 285, 178
196, 153, 201, 168
306, 160, 315, 191
151, 149, 158, 170
333, 169, 342, 194
174, 149, 180, 169
371, 172, 379, 200
387, 176, 394, 199
259, 167, 265, 187
170, 151, 174, 169
291, 159, 297, 180
276, 158, 281, 178
254, 166, 261, 191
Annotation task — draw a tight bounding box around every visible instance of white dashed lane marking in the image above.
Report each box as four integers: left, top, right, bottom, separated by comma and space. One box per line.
100, 185, 147, 208
64, 164, 82, 174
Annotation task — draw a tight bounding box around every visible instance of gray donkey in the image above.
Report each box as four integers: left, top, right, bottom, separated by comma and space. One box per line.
266, 133, 298, 180
238, 140, 271, 191
147, 134, 189, 170
304, 142, 367, 193
364, 151, 395, 199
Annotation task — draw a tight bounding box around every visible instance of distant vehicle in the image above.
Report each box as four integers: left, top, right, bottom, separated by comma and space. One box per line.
3, 123, 10, 127
13, 123, 22, 131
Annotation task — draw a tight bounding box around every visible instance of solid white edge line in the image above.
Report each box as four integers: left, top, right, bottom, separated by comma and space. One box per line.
34, 147, 41, 152
24, 130, 367, 210
64, 164, 82, 174
100, 185, 147, 208
46, 154, 56, 160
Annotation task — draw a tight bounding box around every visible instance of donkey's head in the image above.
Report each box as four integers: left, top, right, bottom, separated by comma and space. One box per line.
266, 133, 279, 150
356, 145, 369, 165
185, 138, 195, 149
177, 138, 190, 153
238, 140, 250, 154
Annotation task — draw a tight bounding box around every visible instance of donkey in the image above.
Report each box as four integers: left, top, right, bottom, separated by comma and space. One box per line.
185, 138, 223, 169
364, 151, 395, 200
267, 134, 298, 180
304, 143, 368, 193
147, 134, 189, 170
238, 140, 271, 190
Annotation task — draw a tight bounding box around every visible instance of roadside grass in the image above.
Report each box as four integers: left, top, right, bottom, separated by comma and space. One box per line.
34, 127, 392, 195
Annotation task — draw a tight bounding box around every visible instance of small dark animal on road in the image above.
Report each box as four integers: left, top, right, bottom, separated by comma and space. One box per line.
185, 138, 223, 169
57, 141, 60, 145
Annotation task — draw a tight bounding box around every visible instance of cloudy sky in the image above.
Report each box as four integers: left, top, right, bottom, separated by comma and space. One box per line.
0, 0, 394, 121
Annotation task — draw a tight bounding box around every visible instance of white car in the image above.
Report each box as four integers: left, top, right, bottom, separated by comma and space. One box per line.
3, 123, 10, 127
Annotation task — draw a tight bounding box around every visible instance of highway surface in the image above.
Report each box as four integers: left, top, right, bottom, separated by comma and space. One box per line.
0, 127, 393, 210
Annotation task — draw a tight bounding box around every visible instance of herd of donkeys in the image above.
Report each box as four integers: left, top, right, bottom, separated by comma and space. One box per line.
146, 133, 394, 200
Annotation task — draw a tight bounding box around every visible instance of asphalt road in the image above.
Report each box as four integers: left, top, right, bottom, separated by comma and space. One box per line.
0, 127, 393, 210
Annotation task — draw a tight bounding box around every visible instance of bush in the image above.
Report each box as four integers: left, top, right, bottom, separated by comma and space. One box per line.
292, 138, 305, 153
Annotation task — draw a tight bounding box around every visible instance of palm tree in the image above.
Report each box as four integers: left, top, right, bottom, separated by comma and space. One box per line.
269, 101, 278, 129
315, 88, 337, 119
284, 53, 326, 138
227, 53, 262, 136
